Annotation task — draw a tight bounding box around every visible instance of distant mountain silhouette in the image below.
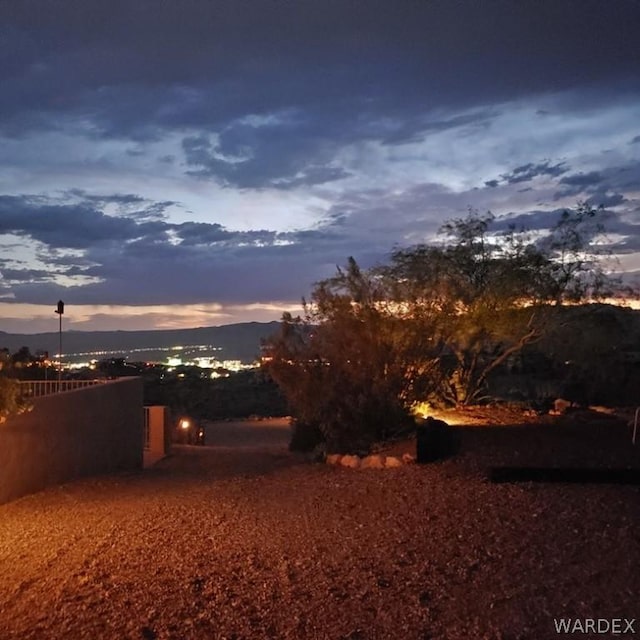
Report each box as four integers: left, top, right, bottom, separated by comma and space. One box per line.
0, 321, 281, 364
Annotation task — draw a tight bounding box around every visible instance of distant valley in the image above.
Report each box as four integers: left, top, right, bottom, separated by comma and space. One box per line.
0, 321, 281, 365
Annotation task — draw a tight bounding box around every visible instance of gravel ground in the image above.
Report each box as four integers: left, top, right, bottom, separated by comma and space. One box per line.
1, 414, 639, 640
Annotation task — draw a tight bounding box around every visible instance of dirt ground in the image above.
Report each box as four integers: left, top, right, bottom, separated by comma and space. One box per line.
1, 413, 638, 640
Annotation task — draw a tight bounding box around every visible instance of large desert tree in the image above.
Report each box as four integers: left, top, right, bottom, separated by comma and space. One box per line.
267, 203, 623, 450
382, 203, 620, 404
266, 257, 444, 452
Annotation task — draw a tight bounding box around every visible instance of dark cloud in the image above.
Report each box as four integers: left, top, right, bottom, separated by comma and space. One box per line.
5, 239, 341, 307
62, 190, 176, 220
173, 222, 277, 247
0, 193, 292, 257
584, 191, 626, 209
70, 191, 146, 205
1, 0, 639, 143
500, 161, 568, 185
494, 206, 640, 254
378, 109, 497, 146
552, 163, 640, 206
173, 222, 232, 245
0, 196, 142, 248
559, 171, 604, 187
2, 183, 639, 310
0, 191, 362, 305
0, 1, 639, 323
495, 208, 587, 232
0, 267, 54, 283
272, 166, 352, 190
0, 194, 190, 258
182, 117, 355, 189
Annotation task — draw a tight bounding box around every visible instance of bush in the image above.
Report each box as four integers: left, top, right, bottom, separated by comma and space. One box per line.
0, 377, 33, 423
416, 416, 459, 463
288, 419, 325, 453
266, 259, 441, 454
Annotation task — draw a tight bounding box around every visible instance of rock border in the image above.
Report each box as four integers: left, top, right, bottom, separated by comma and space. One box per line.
325, 452, 416, 469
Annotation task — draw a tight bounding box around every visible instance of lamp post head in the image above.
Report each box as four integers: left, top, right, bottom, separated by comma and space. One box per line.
55, 300, 64, 315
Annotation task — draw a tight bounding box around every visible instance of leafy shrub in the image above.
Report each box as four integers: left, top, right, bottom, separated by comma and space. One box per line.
288, 419, 324, 453
0, 377, 33, 423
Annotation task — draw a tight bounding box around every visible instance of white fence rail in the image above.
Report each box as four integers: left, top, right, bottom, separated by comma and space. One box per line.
18, 379, 106, 398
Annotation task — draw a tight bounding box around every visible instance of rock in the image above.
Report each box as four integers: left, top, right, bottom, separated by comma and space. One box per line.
340, 455, 361, 469
553, 398, 572, 414
588, 405, 616, 415
326, 454, 342, 465
361, 455, 385, 469
416, 416, 458, 463
401, 453, 416, 465
385, 456, 403, 468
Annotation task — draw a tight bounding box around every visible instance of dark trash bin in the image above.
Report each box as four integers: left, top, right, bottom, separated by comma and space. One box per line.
416, 416, 456, 463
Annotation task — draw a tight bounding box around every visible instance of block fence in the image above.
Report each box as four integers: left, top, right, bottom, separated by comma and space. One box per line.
0, 377, 143, 505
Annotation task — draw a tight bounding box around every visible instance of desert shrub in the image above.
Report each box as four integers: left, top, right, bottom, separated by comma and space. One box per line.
267, 206, 629, 452
266, 259, 439, 453
0, 377, 33, 423
288, 419, 325, 452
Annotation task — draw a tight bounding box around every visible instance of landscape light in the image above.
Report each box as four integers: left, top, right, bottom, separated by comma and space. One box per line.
180, 419, 190, 430
54, 300, 64, 391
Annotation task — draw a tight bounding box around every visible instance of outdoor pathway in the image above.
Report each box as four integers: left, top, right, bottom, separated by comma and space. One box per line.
1, 417, 638, 640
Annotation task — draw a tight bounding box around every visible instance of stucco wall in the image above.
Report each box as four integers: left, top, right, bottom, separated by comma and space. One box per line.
0, 377, 143, 504
143, 405, 170, 468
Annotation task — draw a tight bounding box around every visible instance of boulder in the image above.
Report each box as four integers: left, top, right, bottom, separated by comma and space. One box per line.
340, 455, 361, 469
416, 416, 458, 463
401, 453, 416, 465
361, 455, 385, 469
552, 398, 572, 415
385, 456, 403, 468
326, 454, 342, 466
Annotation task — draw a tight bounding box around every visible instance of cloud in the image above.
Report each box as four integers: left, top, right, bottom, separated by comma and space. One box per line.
1, 177, 639, 315
551, 161, 640, 207
0, 196, 143, 248
0, 190, 356, 306
558, 171, 604, 187
62, 190, 176, 220
182, 116, 355, 190
500, 161, 568, 185
2, 0, 639, 145
494, 206, 640, 254
0, 267, 53, 283
1, 1, 639, 329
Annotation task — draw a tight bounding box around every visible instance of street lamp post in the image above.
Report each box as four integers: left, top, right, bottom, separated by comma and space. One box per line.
55, 300, 64, 391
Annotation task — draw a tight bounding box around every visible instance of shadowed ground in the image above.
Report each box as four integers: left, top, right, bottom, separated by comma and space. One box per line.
202, 417, 293, 449
1, 415, 638, 639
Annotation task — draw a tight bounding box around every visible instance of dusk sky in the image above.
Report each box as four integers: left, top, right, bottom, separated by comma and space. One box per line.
1, 0, 639, 333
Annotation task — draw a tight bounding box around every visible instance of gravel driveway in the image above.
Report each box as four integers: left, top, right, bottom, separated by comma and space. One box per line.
1, 416, 638, 639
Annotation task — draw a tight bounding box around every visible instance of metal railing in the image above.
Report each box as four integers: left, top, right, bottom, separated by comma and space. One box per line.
18, 379, 106, 398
